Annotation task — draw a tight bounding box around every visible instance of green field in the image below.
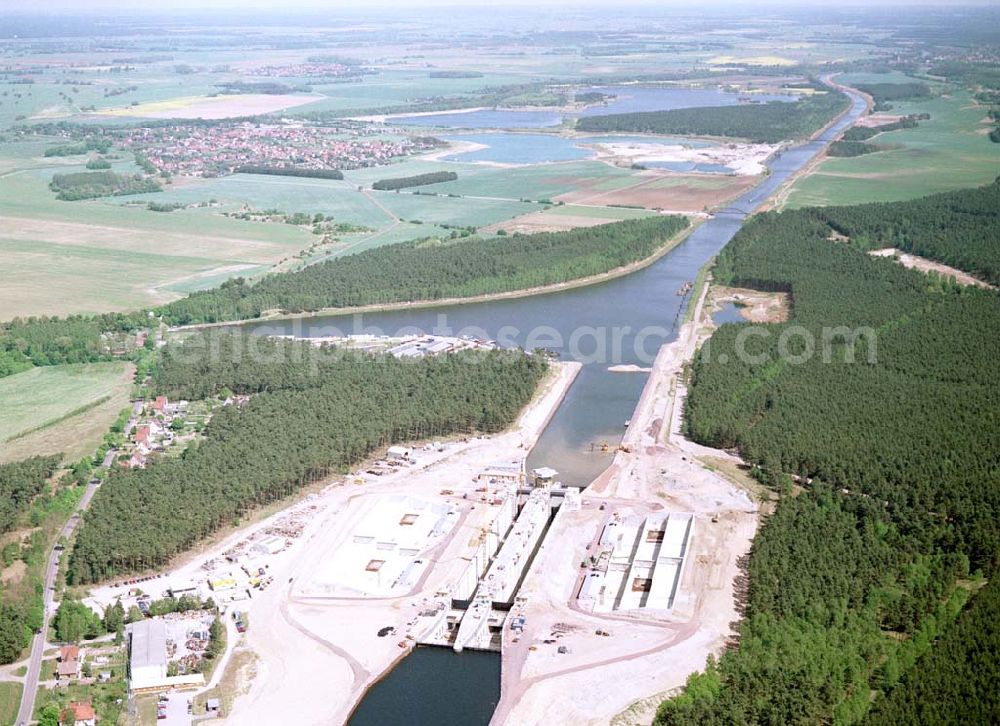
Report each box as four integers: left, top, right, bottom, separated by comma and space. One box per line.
0, 159, 312, 317
387, 159, 637, 201
836, 71, 927, 86
117, 169, 541, 243
374, 191, 536, 227
784, 89, 1000, 207
0, 362, 133, 463
0, 681, 22, 726
0, 142, 675, 319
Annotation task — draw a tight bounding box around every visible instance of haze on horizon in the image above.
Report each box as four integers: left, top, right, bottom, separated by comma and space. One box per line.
2, 0, 994, 12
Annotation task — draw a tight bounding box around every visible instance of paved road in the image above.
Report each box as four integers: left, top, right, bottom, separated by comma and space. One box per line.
15, 480, 100, 725
162, 692, 192, 726
16, 390, 143, 724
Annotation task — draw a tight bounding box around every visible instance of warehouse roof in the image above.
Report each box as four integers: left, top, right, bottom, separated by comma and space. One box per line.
130, 618, 167, 670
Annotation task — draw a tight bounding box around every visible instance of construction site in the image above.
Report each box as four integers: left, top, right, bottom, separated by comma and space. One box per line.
488, 276, 760, 726
90, 276, 757, 726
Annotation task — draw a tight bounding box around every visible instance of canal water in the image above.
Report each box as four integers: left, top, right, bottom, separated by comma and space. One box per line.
247, 84, 867, 724
347, 647, 501, 726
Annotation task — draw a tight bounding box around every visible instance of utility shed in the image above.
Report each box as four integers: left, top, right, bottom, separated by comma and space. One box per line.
168, 579, 198, 597
386, 446, 412, 461
531, 467, 559, 487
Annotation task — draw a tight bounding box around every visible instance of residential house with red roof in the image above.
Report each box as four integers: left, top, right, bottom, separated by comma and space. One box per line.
64, 700, 97, 726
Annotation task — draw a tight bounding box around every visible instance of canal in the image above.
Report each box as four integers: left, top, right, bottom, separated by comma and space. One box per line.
247, 83, 868, 725
347, 648, 501, 726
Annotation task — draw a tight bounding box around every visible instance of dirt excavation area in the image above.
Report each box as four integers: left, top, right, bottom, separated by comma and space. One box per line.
869, 248, 995, 289
708, 285, 790, 322
487, 210, 642, 234
556, 172, 758, 213
854, 113, 906, 128
492, 281, 759, 726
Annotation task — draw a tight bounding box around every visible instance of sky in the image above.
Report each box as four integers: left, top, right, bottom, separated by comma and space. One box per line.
2, 0, 994, 10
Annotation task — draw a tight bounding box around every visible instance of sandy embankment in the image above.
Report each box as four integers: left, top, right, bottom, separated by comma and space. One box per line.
351, 106, 490, 123
491, 276, 759, 726
591, 140, 778, 176
708, 285, 790, 323
869, 248, 995, 289
854, 113, 905, 128
206, 360, 582, 726
420, 139, 490, 161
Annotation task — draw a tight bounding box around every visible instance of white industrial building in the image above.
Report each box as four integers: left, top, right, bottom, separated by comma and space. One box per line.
129, 619, 205, 693
309, 494, 459, 596
452, 489, 552, 652
130, 619, 167, 688
530, 467, 559, 487
386, 445, 412, 461
477, 462, 524, 487
452, 489, 516, 602
252, 535, 286, 556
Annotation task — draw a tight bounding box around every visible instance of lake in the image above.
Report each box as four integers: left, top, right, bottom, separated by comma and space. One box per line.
395, 109, 563, 129
442, 133, 592, 163
712, 301, 749, 325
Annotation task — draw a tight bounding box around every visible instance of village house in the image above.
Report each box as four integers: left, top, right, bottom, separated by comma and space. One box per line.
57, 645, 80, 681
63, 700, 97, 726
134, 425, 151, 448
